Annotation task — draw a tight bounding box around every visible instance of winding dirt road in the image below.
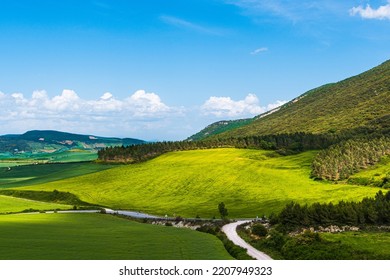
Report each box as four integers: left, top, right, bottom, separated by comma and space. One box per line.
222, 220, 273, 260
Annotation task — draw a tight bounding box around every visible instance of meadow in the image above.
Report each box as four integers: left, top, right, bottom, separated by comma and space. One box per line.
321, 231, 390, 259
348, 155, 390, 187
0, 195, 72, 213
0, 213, 232, 260
0, 149, 97, 164
0, 161, 116, 188
14, 148, 379, 218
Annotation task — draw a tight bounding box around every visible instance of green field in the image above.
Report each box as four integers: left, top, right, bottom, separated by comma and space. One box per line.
348, 155, 390, 187
15, 148, 379, 218
0, 149, 97, 164
0, 162, 116, 188
321, 231, 390, 259
0, 213, 232, 260
0, 195, 72, 213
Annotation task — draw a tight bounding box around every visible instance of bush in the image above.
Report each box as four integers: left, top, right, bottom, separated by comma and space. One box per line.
251, 223, 268, 237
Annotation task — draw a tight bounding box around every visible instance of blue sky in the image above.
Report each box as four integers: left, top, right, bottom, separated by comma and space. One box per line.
0, 0, 389, 140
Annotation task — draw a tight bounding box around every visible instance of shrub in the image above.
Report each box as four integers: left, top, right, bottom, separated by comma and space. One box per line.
251, 223, 268, 237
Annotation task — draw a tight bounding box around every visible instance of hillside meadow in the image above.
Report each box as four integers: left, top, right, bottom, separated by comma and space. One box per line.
15, 148, 379, 218
0, 161, 115, 188
0, 195, 72, 213
0, 213, 232, 260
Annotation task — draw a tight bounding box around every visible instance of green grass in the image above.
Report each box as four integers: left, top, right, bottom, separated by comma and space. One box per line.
0, 213, 233, 260
0, 149, 97, 163
348, 155, 390, 187
16, 148, 379, 218
0, 162, 116, 188
321, 231, 390, 259
0, 195, 72, 213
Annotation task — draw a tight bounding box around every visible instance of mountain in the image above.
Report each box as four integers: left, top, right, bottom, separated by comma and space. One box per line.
193, 60, 390, 140
0, 130, 145, 155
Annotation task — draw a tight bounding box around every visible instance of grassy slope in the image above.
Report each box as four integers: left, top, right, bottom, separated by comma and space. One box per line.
321, 232, 390, 259
0, 195, 72, 213
0, 162, 116, 188
0, 213, 232, 260
213, 60, 390, 138
187, 118, 253, 141
16, 148, 379, 218
348, 155, 390, 186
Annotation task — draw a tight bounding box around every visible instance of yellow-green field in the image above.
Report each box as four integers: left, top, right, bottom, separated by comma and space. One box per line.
0, 195, 71, 213
15, 148, 379, 218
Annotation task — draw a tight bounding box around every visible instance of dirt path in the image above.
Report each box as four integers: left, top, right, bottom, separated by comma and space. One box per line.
222, 220, 273, 260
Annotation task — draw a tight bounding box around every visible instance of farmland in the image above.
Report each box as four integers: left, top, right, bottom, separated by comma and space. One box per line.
13, 148, 379, 218
0, 213, 232, 260
0, 195, 72, 213
0, 161, 116, 188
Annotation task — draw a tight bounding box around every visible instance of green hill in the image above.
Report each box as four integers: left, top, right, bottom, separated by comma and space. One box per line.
197, 60, 390, 139
14, 148, 378, 218
187, 118, 253, 141
0, 130, 145, 162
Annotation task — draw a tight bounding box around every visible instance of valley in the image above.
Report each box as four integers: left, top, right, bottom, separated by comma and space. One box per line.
0, 60, 389, 260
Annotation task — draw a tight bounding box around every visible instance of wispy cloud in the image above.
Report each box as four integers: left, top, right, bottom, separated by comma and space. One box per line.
350, 1, 390, 20
226, 0, 346, 23
160, 15, 225, 36
250, 47, 268, 55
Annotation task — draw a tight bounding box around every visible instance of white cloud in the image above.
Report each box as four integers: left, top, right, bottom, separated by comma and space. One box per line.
251, 47, 268, 55
201, 93, 286, 118
267, 100, 286, 110
350, 1, 390, 20
0, 89, 180, 139
126, 90, 170, 117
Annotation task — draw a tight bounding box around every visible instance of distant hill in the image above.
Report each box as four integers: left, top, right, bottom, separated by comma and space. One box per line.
187, 119, 253, 141
193, 60, 390, 140
0, 130, 145, 156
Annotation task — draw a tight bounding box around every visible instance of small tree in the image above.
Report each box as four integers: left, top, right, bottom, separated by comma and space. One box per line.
218, 202, 228, 219
251, 223, 268, 237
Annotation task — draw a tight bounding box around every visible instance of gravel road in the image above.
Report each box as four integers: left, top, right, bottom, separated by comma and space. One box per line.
222, 220, 273, 260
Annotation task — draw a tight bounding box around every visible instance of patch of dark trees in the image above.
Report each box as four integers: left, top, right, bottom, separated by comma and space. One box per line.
97, 132, 340, 163
271, 191, 390, 232
311, 137, 390, 181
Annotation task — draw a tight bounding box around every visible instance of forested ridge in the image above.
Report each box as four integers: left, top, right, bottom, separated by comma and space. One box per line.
97, 132, 338, 163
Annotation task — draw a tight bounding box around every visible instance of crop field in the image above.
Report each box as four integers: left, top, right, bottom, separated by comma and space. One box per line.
0, 149, 97, 164
0, 162, 116, 188
0, 213, 232, 260
0, 195, 72, 213
321, 232, 390, 259
15, 148, 379, 218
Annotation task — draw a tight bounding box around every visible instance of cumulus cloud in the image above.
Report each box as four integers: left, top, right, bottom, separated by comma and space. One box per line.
350, 1, 390, 20
0, 89, 181, 139
201, 93, 286, 118
251, 47, 268, 55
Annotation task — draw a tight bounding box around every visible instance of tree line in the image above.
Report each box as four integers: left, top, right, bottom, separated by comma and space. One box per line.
311, 137, 390, 181
273, 190, 390, 231
97, 132, 339, 163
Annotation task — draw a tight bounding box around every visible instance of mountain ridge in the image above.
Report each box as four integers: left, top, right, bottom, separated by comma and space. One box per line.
191, 60, 390, 140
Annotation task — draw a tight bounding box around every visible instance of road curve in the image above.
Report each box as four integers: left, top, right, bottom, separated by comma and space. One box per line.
222, 220, 273, 260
